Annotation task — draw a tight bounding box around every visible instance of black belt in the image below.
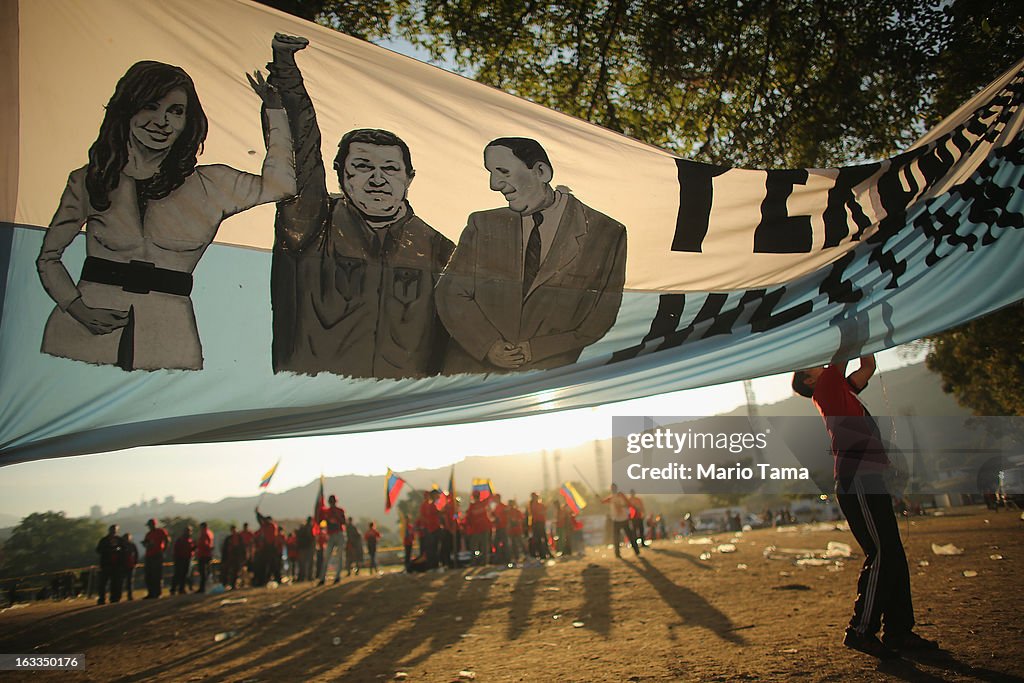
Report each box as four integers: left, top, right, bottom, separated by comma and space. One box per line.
81, 257, 192, 296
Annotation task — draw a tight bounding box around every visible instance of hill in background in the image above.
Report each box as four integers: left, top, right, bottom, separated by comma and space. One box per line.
5, 362, 970, 542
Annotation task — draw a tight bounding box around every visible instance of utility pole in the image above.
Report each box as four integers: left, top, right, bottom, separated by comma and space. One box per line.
541, 449, 551, 494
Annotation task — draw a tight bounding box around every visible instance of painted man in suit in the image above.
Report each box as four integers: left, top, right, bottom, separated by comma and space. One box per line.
436, 137, 627, 373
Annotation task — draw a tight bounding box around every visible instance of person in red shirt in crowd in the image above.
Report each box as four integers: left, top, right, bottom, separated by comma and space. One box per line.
295, 517, 315, 582
272, 527, 286, 583
439, 495, 459, 569
286, 530, 299, 581
220, 525, 243, 589
794, 353, 938, 658
142, 518, 170, 599
121, 531, 139, 600
345, 517, 363, 576
555, 501, 575, 556
418, 490, 442, 569
528, 492, 551, 559
466, 490, 493, 566
254, 508, 279, 586
314, 519, 327, 579
95, 524, 123, 605
628, 490, 646, 547
491, 494, 510, 566
170, 525, 195, 595
318, 495, 347, 584
194, 522, 215, 593
507, 499, 526, 563
364, 521, 382, 573
401, 513, 415, 572
240, 522, 255, 582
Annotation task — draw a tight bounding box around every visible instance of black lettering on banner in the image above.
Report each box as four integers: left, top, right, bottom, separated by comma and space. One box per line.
650, 288, 812, 352
818, 251, 864, 304
609, 67, 1023, 369
746, 288, 814, 332
753, 169, 813, 253
643, 294, 686, 342
658, 293, 730, 350
917, 137, 958, 191
671, 160, 730, 253
822, 164, 879, 247
919, 208, 976, 267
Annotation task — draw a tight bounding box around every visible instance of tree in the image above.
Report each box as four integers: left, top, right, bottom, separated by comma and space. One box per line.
925, 1, 1024, 127
925, 303, 1024, 416
396, 1, 944, 168
258, 1, 1022, 168
255, 0, 405, 38
1, 512, 106, 578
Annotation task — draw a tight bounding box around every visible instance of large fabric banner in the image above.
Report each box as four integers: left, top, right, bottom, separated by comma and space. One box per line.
1, 0, 1022, 465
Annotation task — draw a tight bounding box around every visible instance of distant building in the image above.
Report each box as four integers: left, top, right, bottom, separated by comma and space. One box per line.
89, 505, 103, 519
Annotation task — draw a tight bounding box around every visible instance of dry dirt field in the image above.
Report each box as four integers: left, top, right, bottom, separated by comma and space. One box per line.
1, 505, 1022, 682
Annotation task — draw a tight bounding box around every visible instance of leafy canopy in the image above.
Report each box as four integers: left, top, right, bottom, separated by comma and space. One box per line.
1, 512, 106, 578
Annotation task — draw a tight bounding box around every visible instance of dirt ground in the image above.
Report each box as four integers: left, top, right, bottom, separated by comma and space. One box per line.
1, 505, 1022, 683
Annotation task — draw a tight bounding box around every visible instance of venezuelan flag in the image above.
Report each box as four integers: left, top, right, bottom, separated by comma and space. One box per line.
385, 468, 406, 512
471, 478, 493, 500
559, 482, 587, 515
259, 460, 280, 489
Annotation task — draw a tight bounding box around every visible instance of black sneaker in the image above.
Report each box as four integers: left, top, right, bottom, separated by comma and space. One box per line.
883, 631, 940, 651
844, 629, 900, 659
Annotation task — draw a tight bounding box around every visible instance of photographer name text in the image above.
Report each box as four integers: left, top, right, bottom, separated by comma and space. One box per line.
626, 462, 809, 481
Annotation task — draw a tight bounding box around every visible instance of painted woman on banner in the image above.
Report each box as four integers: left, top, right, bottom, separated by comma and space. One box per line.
36, 60, 295, 371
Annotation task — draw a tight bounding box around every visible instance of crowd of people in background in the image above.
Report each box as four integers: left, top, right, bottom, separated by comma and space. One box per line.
11, 481, 685, 610
8, 484, 825, 607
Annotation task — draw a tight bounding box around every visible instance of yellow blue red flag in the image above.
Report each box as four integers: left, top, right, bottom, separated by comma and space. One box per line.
259, 459, 280, 489
559, 482, 587, 515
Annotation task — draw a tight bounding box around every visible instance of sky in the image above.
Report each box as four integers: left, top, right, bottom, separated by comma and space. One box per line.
0, 348, 922, 521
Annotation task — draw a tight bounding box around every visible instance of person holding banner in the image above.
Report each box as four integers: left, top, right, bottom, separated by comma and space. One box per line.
264, 34, 455, 379
437, 137, 627, 373
37, 59, 295, 371
793, 354, 939, 658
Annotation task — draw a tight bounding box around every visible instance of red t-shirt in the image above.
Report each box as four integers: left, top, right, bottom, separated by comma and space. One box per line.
529, 500, 546, 524
492, 502, 508, 530
812, 364, 890, 478
144, 528, 169, 558
419, 500, 441, 532
466, 500, 491, 534
508, 508, 524, 535
195, 528, 214, 559
173, 535, 195, 560
259, 519, 278, 544
323, 506, 346, 536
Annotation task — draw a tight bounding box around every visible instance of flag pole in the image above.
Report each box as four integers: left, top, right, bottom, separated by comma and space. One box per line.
573, 464, 602, 498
